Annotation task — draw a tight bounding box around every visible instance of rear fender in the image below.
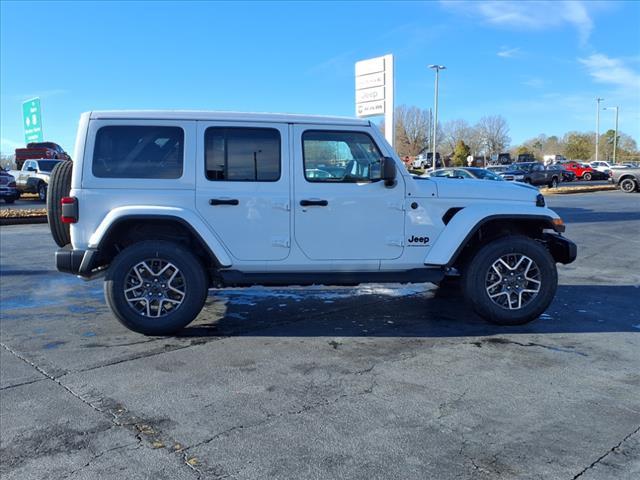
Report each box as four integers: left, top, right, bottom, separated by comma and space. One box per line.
88, 206, 233, 267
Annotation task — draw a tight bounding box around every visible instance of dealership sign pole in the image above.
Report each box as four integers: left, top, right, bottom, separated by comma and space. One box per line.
22, 97, 43, 144
355, 54, 394, 147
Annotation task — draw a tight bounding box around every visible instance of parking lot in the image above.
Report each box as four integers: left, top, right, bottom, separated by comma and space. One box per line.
1, 190, 638, 479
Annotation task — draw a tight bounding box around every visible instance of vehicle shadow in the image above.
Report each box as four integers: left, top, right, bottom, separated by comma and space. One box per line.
178, 284, 639, 338
553, 206, 640, 224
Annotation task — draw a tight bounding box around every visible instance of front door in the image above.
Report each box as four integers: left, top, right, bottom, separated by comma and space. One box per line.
293, 126, 405, 261
195, 122, 290, 261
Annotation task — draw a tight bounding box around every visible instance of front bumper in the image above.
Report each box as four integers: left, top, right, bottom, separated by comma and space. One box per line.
543, 233, 577, 264
56, 246, 99, 276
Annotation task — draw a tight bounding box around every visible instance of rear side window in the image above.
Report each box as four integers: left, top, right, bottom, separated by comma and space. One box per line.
205, 127, 280, 181
92, 126, 184, 179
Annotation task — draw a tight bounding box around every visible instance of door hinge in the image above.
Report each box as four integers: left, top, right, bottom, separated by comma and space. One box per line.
386, 236, 404, 247
387, 201, 406, 211
272, 200, 290, 211
271, 237, 290, 248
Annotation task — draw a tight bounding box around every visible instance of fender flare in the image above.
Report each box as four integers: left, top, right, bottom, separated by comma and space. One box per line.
88, 206, 233, 267
424, 205, 562, 267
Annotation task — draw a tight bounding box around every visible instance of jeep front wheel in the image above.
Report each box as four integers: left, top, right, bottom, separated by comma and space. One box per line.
104, 241, 208, 335
462, 236, 557, 325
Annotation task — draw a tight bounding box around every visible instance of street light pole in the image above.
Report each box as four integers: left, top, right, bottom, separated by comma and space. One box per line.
595, 97, 604, 162
604, 106, 619, 163
429, 65, 446, 171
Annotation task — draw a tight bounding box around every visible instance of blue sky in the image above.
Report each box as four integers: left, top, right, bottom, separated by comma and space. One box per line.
1, 0, 639, 154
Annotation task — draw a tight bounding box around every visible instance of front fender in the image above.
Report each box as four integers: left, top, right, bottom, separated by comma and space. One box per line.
88, 206, 233, 267
423, 204, 561, 266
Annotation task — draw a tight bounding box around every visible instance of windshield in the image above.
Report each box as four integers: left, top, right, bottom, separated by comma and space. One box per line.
37, 160, 61, 172
469, 168, 503, 181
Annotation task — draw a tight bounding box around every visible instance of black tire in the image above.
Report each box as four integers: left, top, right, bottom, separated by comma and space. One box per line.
548, 176, 559, 188
620, 178, 637, 193
582, 172, 592, 181
37, 182, 47, 202
104, 241, 208, 335
524, 178, 532, 184
47, 160, 73, 247
462, 235, 557, 325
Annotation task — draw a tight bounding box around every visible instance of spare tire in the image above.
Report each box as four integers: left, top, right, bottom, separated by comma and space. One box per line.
47, 160, 73, 247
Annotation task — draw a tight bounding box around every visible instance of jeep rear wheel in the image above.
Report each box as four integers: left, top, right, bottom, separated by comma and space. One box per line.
462, 235, 557, 325
104, 241, 208, 335
620, 178, 637, 193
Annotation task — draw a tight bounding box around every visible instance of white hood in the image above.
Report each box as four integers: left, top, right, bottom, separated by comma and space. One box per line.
414, 177, 539, 203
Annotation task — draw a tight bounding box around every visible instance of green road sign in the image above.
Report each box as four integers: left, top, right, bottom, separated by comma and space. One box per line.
22, 98, 43, 144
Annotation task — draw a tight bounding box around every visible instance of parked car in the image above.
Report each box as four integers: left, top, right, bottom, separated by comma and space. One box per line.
545, 164, 575, 182
543, 154, 566, 166
486, 165, 509, 174
500, 162, 561, 187
14, 142, 70, 170
561, 161, 597, 181
609, 167, 640, 193
590, 161, 631, 172
0, 169, 20, 203
427, 167, 505, 181
517, 153, 536, 163
8, 159, 62, 201
48, 110, 575, 335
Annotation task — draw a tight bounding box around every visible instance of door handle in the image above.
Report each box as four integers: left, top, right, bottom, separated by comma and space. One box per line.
300, 199, 328, 207
209, 198, 239, 206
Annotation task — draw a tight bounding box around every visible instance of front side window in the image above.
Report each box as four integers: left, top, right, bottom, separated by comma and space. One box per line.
93, 126, 184, 179
205, 127, 280, 181
302, 130, 383, 183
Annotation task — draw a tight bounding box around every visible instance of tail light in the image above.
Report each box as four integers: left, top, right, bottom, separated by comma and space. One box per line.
61, 197, 78, 224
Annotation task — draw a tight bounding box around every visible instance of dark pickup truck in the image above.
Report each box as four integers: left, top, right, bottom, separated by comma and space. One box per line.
500, 162, 561, 187
14, 142, 70, 170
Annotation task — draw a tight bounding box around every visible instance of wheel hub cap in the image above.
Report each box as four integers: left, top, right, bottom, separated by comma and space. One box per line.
124, 259, 185, 317
485, 254, 541, 310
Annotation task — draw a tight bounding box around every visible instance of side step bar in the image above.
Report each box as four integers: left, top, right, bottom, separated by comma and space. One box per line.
218, 268, 445, 287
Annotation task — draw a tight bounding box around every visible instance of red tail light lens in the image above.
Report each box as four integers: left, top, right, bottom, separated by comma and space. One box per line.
61, 197, 78, 224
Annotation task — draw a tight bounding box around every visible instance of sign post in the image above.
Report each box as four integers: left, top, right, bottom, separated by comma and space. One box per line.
22, 97, 43, 144
355, 54, 394, 147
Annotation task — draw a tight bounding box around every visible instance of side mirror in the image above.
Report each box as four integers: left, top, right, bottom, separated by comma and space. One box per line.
381, 157, 397, 187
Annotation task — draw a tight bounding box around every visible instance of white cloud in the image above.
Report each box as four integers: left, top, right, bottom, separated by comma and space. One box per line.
497, 47, 520, 58
579, 53, 640, 91
442, 0, 594, 44
523, 77, 546, 88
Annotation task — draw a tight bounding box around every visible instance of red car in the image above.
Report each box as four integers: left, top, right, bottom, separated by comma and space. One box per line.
562, 161, 595, 181
14, 142, 71, 170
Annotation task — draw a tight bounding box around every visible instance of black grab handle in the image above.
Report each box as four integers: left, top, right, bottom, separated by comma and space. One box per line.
300, 199, 328, 207
209, 198, 239, 206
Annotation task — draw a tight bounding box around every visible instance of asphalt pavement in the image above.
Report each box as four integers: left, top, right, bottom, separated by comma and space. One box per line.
1, 190, 638, 480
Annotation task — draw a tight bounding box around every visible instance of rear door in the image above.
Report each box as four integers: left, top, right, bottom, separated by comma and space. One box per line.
195, 122, 290, 261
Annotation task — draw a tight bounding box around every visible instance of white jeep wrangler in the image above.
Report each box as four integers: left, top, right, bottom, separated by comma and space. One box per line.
48, 111, 576, 335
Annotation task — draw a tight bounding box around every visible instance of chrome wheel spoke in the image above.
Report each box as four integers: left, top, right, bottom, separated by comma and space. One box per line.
485, 253, 541, 311
124, 259, 186, 318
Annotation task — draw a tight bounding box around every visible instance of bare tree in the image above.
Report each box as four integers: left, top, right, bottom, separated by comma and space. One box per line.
442, 119, 472, 156
476, 115, 511, 159
394, 105, 431, 157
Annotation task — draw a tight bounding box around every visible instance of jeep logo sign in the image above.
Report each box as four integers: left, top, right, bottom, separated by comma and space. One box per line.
407, 235, 429, 245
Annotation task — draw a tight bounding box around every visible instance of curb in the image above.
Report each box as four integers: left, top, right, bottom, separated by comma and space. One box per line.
0, 216, 48, 226
540, 185, 616, 195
